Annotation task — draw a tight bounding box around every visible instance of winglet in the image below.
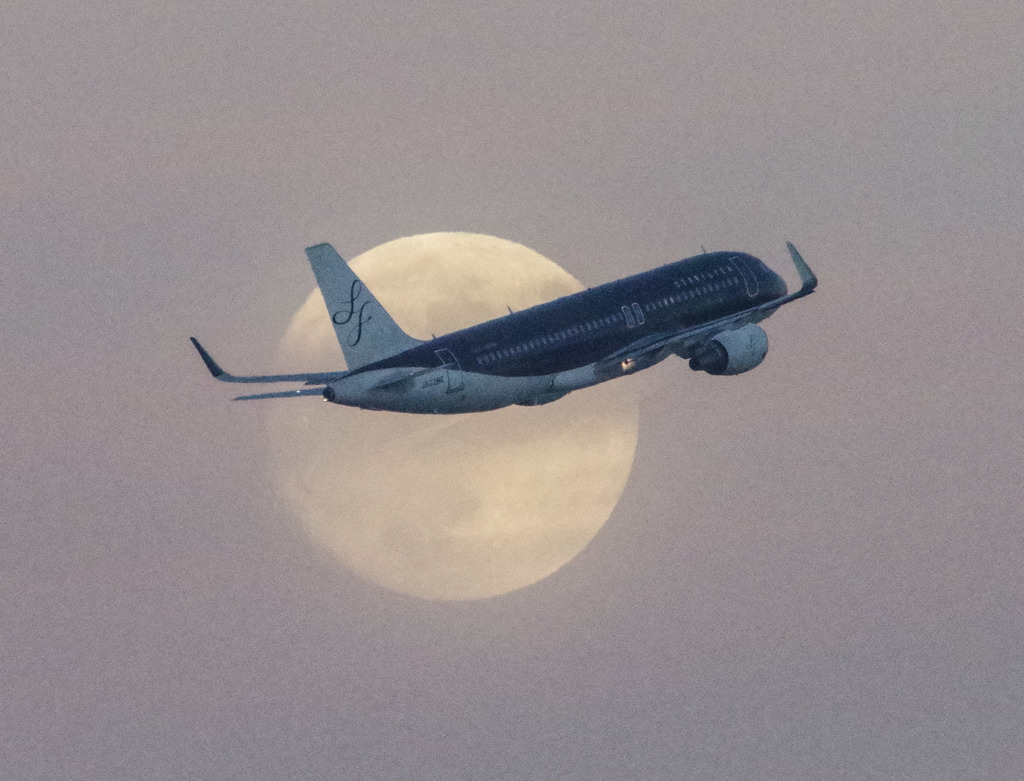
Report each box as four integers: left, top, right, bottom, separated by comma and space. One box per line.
786, 242, 817, 293
190, 337, 349, 385
190, 337, 228, 378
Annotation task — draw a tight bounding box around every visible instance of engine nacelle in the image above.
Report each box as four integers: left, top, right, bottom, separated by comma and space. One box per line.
688, 323, 768, 375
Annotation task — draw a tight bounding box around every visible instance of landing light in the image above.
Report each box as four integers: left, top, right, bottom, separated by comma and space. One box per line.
620, 358, 636, 372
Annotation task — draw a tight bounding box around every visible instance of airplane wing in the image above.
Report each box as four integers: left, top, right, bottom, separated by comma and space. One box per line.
603, 242, 818, 365
190, 337, 347, 385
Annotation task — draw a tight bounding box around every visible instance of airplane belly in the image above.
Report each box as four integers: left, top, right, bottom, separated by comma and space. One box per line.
551, 364, 602, 392
325, 369, 554, 414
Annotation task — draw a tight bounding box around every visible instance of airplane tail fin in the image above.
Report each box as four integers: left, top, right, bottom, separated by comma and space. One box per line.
305, 243, 422, 369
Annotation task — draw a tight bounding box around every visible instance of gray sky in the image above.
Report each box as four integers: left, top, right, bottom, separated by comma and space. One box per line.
3, 1, 1023, 778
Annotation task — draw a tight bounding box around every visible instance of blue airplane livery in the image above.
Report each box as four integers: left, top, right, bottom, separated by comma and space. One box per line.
191, 241, 817, 414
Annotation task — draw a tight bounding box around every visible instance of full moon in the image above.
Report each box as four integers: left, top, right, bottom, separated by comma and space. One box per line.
263, 233, 639, 600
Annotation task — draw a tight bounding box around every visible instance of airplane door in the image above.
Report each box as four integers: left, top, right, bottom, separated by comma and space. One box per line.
434, 349, 465, 393
733, 255, 759, 298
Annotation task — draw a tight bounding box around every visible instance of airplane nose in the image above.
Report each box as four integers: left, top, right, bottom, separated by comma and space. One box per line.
322, 386, 335, 402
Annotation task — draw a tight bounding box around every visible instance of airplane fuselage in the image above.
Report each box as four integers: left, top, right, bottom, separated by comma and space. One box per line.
323, 251, 787, 413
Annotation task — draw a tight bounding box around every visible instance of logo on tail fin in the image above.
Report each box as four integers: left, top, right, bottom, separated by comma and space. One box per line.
330, 280, 374, 346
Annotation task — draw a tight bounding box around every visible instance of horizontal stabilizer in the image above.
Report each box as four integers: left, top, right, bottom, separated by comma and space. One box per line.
233, 387, 326, 401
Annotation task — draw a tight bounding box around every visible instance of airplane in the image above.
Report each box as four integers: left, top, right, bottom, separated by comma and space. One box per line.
191, 241, 817, 414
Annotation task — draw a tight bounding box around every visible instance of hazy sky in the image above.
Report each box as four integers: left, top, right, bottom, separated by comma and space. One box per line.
3, 2, 1023, 778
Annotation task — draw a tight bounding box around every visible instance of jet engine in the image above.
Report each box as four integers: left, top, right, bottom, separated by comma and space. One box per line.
688, 323, 768, 375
